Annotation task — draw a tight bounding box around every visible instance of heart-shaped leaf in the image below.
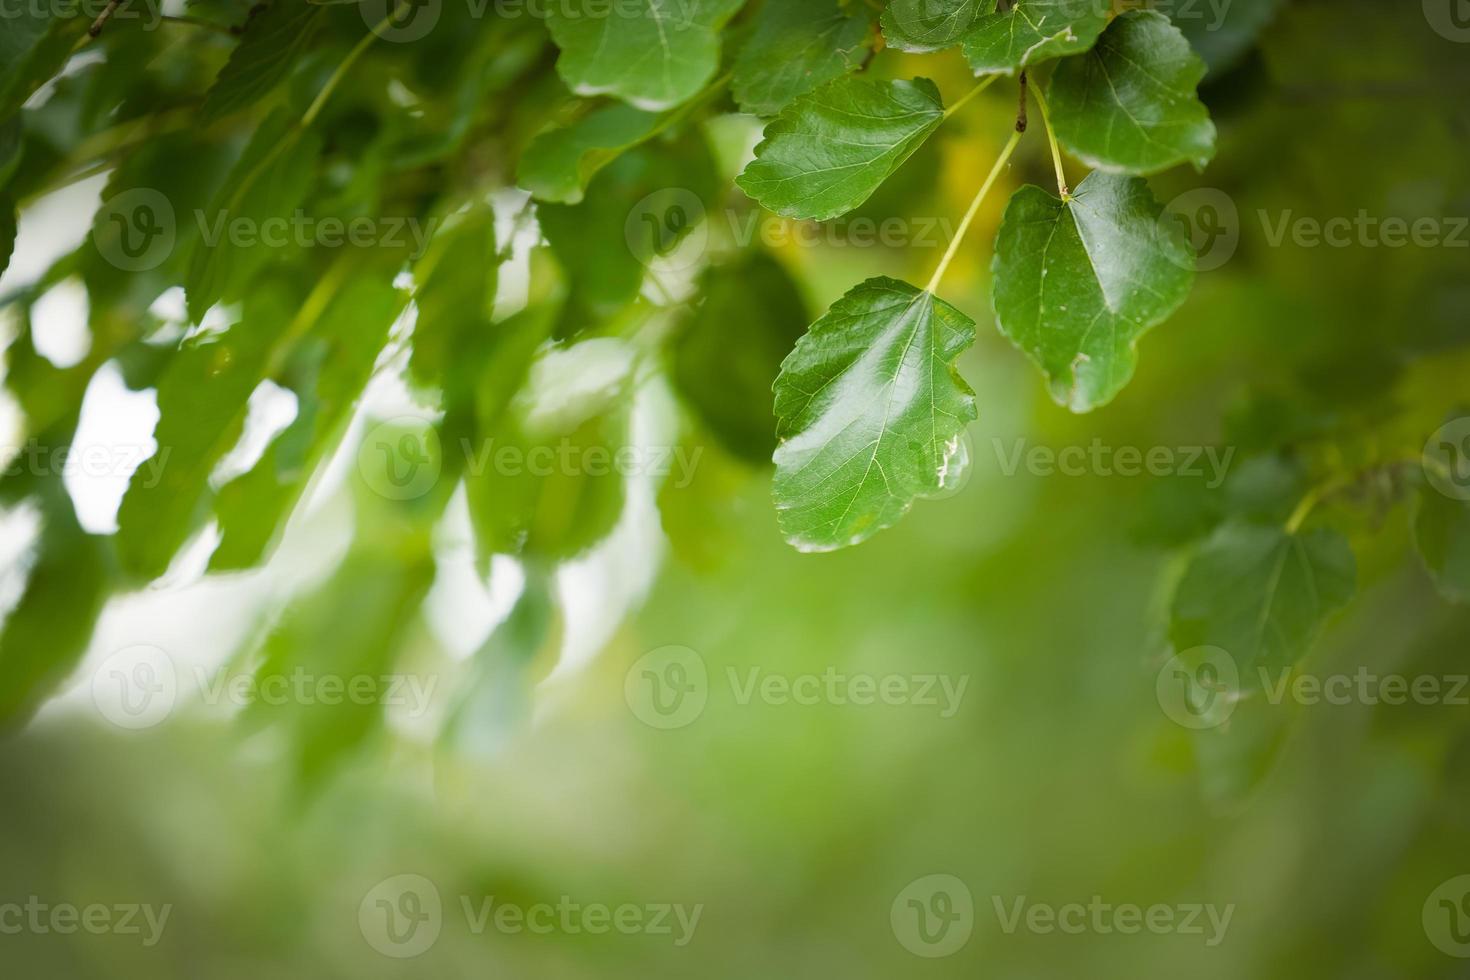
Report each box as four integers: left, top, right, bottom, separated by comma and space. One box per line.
1047, 11, 1216, 174
991, 171, 1194, 412
772, 277, 976, 552
961, 0, 1110, 75
737, 77, 946, 222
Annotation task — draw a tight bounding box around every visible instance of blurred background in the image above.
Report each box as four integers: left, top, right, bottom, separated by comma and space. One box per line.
3, 0, 1470, 976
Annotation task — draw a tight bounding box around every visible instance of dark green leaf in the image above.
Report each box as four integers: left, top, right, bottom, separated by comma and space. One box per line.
0, 6, 86, 118
881, 0, 985, 53
734, 0, 873, 116
772, 276, 976, 552
736, 77, 946, 222
671, 250, 808, 463
960, 0, 1109, 76
1047, 11, 1216, 175
545, 0, 745, 111
201, 0, 324, 124
1171, 521, 1357, 685
1413, 487, 1470, 603
991, 171, 1194, 412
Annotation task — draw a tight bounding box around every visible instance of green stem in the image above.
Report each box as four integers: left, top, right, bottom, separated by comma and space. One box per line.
925, 128, 1022, 294
1029, 83, 1069, 199
943, 74, 1000, 120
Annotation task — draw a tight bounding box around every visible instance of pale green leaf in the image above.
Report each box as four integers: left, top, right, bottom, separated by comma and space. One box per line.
185, 111, 323, 323
736, 77, 946, 222
116, 279, 302, 580
545, 0, 746, 111
518, 103, 663, 205
991, 171, 1194, 412
772, 276, 976, 552
1047, 11, 1216, 174
201, 0, 323, 124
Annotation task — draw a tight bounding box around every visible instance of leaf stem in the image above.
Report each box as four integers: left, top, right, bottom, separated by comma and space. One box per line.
925, 128, 1022, 294
302, 5, 404, 129
1029, 83, 1069, 200
943, 74, 1000, 120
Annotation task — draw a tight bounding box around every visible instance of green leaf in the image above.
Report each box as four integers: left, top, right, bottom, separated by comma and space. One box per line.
991, 171, 1194, 412
736, 77, 946, 222
960, 0, 1110, 76
185, 111, 323, 323
545, 0, 745, 111
671, 250, 808, 463
409, 205, 499, 392
1170, 521, 1357, 684
1169, 0, 1281, 75
1046, 11, 1216, 175
246, 533, 436, 787
771, 276, 976, 552
116, 278, 303, 581
467, 338, 635, 562
1413, 487, 1470, 603
0, 6, 86, 118
0, 493, 112, 731
0, 114, 21, 188
0, 195, 14, 279
517, 103, 663, 205
439, 570, 559, 758
881, 0, 985, 53
201, 0, 324, 124
733, 0, 873, 116
211, 264, 408, 571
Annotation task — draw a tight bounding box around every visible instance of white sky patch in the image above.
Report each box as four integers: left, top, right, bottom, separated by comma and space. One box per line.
424, 485, 526, 661
491, 188, 538, 321
210, 380, 299, 488
66, 362, 160, 535
0, 173, 108, 296
0, 502, 42, 623
30, 277, 92, 369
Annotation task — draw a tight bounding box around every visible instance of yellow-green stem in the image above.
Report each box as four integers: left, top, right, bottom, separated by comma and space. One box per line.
925, 128, 1022, 294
